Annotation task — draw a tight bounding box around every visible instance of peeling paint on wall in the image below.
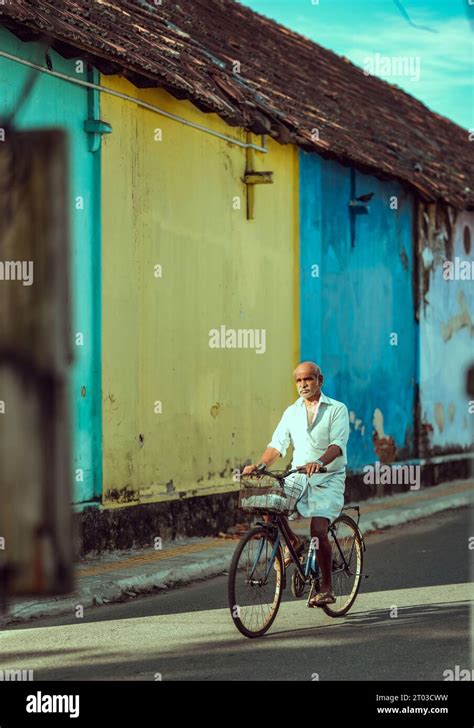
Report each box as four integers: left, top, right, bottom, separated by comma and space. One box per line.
417, 202, 474, 454
441, 290, 473, 341
372, 408, 397, 463
210, 402, 221, 419
434, 403, 445, 433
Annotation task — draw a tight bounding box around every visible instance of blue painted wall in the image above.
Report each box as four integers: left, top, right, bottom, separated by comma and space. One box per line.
300, 151, 417, 469
0, 27, 102, 501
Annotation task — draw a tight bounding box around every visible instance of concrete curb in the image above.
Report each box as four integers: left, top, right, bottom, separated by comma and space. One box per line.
6, 554, 234, 624
359, 490, 472, 532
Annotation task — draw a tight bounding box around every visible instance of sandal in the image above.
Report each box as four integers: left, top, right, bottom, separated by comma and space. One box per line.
308, 590, 336, 607
283, 539, 304, 567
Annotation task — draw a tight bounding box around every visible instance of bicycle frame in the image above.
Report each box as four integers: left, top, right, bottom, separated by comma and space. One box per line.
255, 511, 362, 585
248, 529, 281, 582
230, 482, 367, 639
246, 466, 365, 586
254, 516, 310, 583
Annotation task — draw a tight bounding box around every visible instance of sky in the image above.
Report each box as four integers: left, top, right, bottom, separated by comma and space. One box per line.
241, 0, 473, 130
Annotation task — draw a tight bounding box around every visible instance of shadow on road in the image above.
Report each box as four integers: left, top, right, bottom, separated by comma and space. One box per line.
1, 600, 470, 681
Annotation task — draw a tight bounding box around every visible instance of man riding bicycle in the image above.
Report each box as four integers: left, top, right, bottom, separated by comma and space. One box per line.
243, 361, 350, 607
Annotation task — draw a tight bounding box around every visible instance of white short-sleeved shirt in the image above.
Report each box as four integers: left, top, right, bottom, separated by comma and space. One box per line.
268, 391, 350, 472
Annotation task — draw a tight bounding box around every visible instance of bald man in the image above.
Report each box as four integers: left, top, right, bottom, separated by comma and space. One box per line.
243, 362, 350, 606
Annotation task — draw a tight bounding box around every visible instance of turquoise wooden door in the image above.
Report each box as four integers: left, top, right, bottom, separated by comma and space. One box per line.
0, 27, 102, 502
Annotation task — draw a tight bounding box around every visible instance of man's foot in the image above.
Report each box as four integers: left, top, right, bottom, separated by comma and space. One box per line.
308, 590, 336, 607
283, 539, 304, 566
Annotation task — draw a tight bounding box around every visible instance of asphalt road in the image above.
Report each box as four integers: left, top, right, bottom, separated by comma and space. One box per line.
1, 508, 472, 681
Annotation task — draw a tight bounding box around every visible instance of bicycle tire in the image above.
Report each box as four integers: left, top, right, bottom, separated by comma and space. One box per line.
228, 525, 283, 638
323, 514, 364, 617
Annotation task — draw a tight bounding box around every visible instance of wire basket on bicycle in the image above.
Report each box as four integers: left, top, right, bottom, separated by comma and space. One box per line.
238, 474, 302, 516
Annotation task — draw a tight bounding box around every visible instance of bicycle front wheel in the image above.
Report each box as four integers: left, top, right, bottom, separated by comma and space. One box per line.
228, 525, 283, 638
323, 514, 364, 617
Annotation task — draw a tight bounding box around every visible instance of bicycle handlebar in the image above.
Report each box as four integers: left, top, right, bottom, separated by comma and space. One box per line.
249, 463, 327, 477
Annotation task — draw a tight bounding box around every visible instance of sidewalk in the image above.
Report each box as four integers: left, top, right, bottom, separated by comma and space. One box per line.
5, 477, 472, 625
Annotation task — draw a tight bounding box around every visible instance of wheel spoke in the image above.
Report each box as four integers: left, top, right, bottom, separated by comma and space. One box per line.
326, 517, 363, 615
229, 528, 282, 636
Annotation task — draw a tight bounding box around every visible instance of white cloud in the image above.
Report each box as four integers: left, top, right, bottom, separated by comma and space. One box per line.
290, 13, 473, 126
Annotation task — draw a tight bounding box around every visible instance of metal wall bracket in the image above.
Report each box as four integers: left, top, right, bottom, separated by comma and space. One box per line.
84, 68, 112, 152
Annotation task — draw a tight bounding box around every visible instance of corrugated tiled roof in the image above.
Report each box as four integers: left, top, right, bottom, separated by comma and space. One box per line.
1, 0, 473, 208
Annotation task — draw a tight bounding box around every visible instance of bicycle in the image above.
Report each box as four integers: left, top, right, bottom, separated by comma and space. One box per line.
228, 463, 366, 638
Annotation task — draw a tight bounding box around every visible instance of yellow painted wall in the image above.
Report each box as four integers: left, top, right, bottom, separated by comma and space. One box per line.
101, 76, 299, 506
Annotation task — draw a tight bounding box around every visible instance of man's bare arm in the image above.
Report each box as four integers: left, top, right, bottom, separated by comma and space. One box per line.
302, 444, 342, 476
318, 444, 342, 465
242, 447, 281, 475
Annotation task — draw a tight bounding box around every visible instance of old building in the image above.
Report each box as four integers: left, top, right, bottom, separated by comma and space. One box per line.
0, 0, 472, 548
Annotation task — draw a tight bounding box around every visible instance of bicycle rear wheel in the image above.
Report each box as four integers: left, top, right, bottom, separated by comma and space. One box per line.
323, 514, 363, 617
228, 525, 283, 638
